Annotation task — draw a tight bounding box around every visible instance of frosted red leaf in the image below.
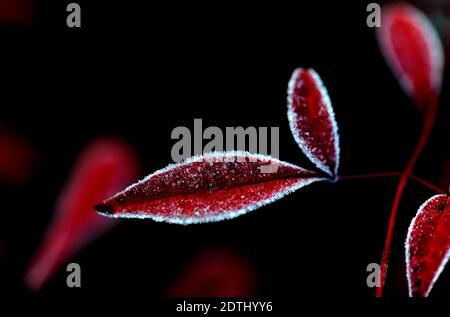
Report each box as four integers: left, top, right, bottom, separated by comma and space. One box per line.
166, 248, 257, 297
24, 137, 139, 291
95, 151, 324, 224
0, 126, 35, 184
287, 68, 339, 178
406, 194, 450, 297
377, 3, 443, 110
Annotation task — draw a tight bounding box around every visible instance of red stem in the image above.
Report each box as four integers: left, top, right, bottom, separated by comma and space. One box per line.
340, 173, 445, 194
409, 175, 446, 195
376, 99, 438, 297
339, 172, 400, 180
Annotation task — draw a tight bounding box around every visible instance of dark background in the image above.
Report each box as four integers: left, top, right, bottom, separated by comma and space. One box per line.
0, 0, 449, 311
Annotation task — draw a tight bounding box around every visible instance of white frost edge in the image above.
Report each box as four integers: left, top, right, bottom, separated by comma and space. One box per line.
107, 150, 312, 200
287, 68, 340, 178
377, 3, 444, 101
107, 176, 325, 224
405, 194, 448, 297
101, 150, 324, 224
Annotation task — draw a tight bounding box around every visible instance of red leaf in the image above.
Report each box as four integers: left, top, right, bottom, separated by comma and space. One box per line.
0, 126, 35, 184
166, 247, 257, 297
406, 194, 450, 297
24, 137, 139, 291
95, 152, 324, 224
287, 68, 339, 178
0, 0, 32, 25
377, 3, 444, 110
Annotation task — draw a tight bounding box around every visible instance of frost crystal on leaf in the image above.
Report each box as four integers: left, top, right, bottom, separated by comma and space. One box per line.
96, 151, 325, 224
287, 68, 340, 178
405, 194, 450, 297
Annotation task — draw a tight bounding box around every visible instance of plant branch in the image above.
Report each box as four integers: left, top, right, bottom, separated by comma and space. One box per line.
376, 99, 438, 297
339, 172, 400, 180
409, 175, 446, 194
339, 173, 445, 194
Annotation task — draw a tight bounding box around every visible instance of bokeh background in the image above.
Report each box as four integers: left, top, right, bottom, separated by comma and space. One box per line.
0, 0, 449, 311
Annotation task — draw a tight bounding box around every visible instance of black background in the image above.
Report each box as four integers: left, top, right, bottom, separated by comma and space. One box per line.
1, 0, 449, 312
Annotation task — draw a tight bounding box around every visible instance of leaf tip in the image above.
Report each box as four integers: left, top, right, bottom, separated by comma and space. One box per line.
95, 203, 115, 217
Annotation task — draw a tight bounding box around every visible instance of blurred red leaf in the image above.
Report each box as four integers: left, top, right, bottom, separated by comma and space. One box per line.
24, 137, 139, 291
287, 68, 339, 178
406, 194, 450, 296
167, 248, 257, 297
96, 152, 324, 224
377, 3, 444, 110
0, 0, 32, 25
0, 126, 35, 184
